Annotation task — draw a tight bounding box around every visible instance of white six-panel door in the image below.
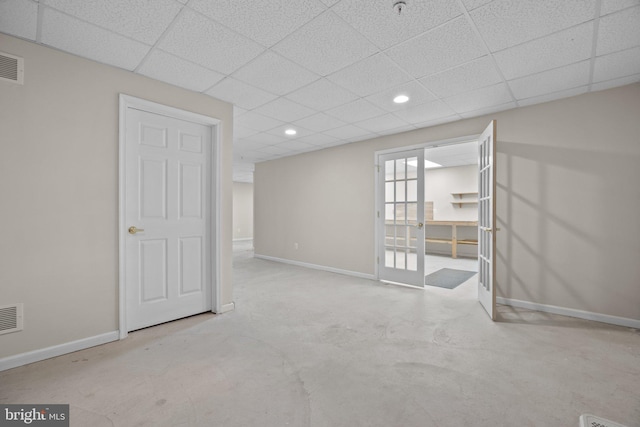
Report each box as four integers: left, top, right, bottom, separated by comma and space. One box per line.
125, 107, 212, 331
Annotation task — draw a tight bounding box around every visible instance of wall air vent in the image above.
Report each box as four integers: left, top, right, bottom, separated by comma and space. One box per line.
0, 51, 24, 85
0, 304, 23, 335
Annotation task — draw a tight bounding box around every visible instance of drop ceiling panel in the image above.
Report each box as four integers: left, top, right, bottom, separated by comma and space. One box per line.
297, 133, 341, 146
319, 0, 340, 6
365, 81, 437, 112
285, 78, 359, 111
327, 53, 414, 97
509, 61, 591, 100
137, 50, 224, 92
596, 6, 640, 56
458, 101, 516, 119
386, 16, 485, 78
593, 47, 640, 82
272, 11, 378, 76
445, 83, 513, 114
206, 77, 278, 110
0, 0, 38, 40
332, 0, 463, 49
253, 97, 316, 123
232, 51, 320, 96
392, 100, 457, 125
591, 73, 640, 91
355, 113, 410, 133
293, 113, 347, 133
43, 0, 182, 45
159, 9, 264, 75
244, 132, 288, 145
267, 125, 315, 140
233, 125, 260, 140
601, 0, 639, 15
470, 0, 596, 52
274, 140, 318, 153
517, 86, 588, 107
257, 144, 293, 156
235, 111, 285, 132
323, 124, 373, 140
325, 98, 387, 122
419, 55, 502, 98
493, 22, 594, 80
41, 8, 150, 70
188, 0, 326, 47
461, 0, 493, 11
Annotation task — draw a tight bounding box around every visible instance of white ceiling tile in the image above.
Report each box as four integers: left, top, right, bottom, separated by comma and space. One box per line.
590, 72, 640, 91
137, 49, 224, 92
297, 133, 341, 146
355, 113, 409, 133
284, 78, 359, 110
508, 61, 591, 100
235, 111, 285, 132
419, 55, 502, 98
257, 144, 293, 156
470, 0, 596, 52
252, 97, 316, 122
517, 86, 588, 107
41, 8, 149, 70
0, 0, 38, 40
601, 0, 640, 15
293, 113, 347, 132
234, 106, 248, 117
411, 114, 459, 129
461, 0, 493, 11
493, 22, 594, 80
189, 0, 326, 47
323, 124, 372, 140
365, 81, 436, 112
244, 132, 288, 145
274, 140, 318, 153
327, 53, 414, 97
376, 123, 417, 136
325, 99, 387, 122
596, 6, 640, 56
207, 77, 278, 110
332, 0, 462, 49
386, 16, 485, 78
43, 0, 182, 45
272, 11, 378, 76
233, 125, 260, 139
232, 51, 320, 96
458, 101, 516, 118
593, 46, 640, 82
444, 83, 514, 114
319, 0, 340, 6
392, 100, 457, 124
159, 9, 264, 75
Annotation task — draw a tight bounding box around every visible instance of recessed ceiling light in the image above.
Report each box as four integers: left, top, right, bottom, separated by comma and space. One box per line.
285, 129, 297, 136
393, 94, 409, 104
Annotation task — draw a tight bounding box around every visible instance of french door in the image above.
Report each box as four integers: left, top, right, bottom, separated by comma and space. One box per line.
478, 121, 497, 319
377, 149, 425, 287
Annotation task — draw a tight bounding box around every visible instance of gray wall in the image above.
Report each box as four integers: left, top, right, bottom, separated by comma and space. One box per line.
255, 84, 640, 321
0, 34, 234, 359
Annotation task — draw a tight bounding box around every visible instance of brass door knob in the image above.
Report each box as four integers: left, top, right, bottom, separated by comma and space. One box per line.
128, 226, 145, 235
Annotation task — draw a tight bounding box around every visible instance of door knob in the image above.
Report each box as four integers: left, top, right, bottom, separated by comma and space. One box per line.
128, 226, 145, 235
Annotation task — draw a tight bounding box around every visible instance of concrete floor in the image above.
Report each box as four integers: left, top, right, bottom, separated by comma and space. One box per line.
1, 245, 639, 426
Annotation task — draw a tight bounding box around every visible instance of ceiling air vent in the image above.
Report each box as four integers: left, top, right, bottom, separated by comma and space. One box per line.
0, 51, 24, 85
0, 303, 23, 335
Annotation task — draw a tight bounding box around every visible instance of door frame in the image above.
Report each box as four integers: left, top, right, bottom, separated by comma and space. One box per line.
118, 94, 222, 340
374, 134, 479, 282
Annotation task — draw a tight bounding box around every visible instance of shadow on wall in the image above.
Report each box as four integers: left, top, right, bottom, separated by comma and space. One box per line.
495, 140, 640, 318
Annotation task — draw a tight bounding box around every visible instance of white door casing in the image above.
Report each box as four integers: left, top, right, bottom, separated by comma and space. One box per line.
119, 95, 221, 338
377, 149, 425, 287
478, 120, 497, 319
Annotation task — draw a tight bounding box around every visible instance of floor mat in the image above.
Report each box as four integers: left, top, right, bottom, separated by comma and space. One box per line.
425, 268, 476, 289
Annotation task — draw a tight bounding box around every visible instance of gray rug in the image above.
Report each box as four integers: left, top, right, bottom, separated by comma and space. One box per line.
425, 268, 477, 289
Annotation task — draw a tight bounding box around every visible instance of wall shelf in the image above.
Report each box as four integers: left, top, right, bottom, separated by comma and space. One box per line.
451, 192, 478, 208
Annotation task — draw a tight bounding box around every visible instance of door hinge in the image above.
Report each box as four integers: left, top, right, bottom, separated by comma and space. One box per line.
377, 256, 380, 264
377, 211, 380, 218
377, 164, 380, 173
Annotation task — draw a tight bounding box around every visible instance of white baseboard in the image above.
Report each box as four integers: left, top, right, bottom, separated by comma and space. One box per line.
254, 254, 376, 281
0, 331, 119, 372
497, 297, 640, 329
218, 302, 235, 313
